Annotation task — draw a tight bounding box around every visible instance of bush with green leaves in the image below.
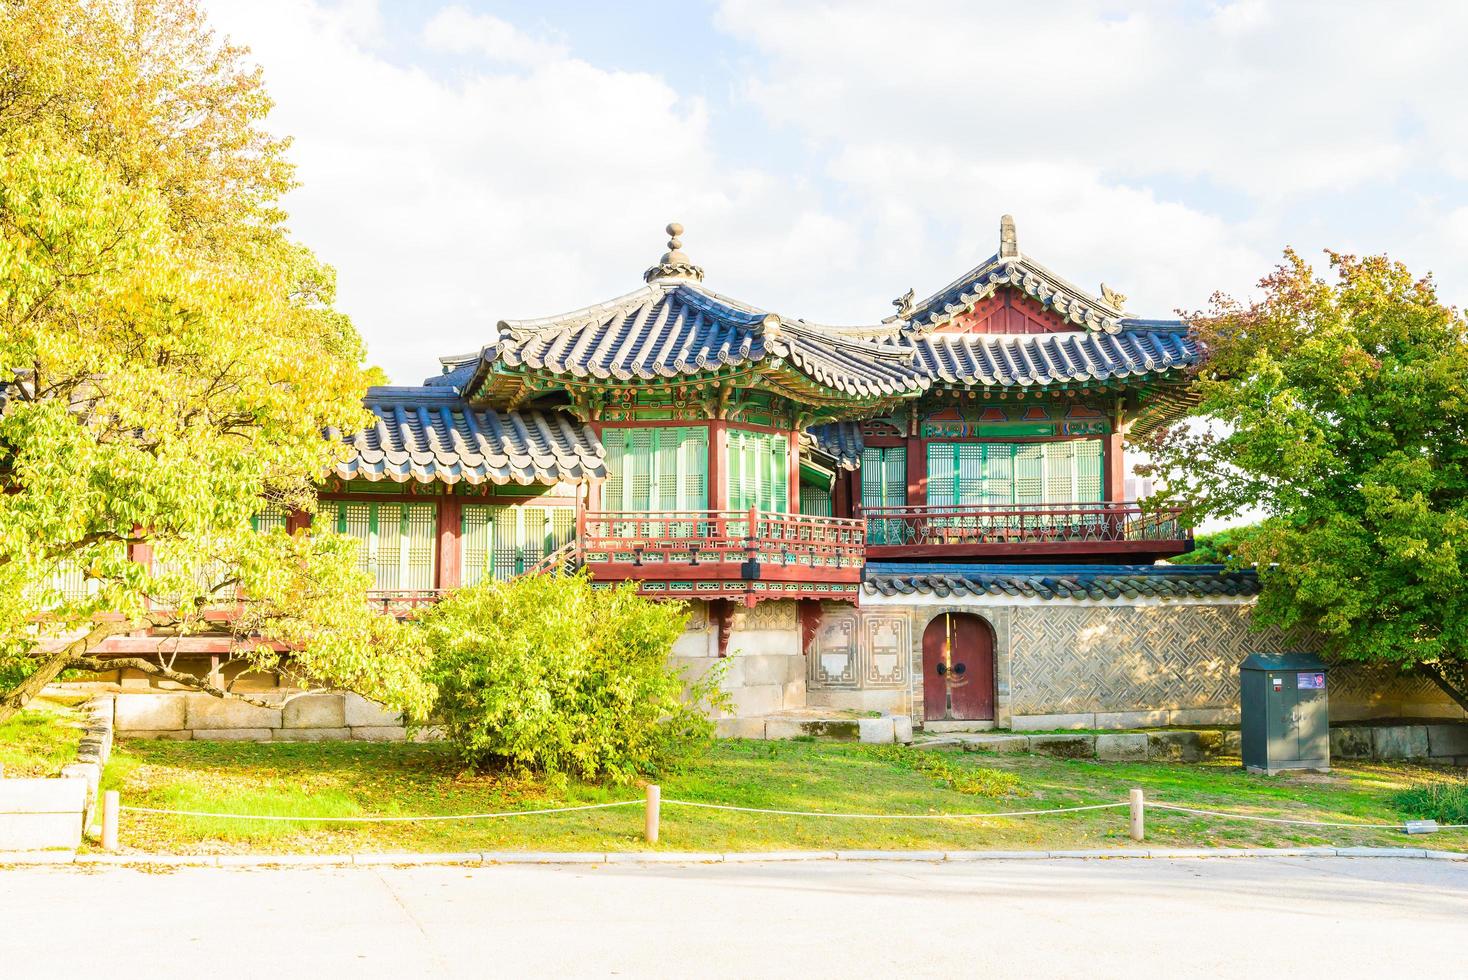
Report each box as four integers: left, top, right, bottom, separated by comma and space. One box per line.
1392, 780, 1468, 825
418, 573, 719, 782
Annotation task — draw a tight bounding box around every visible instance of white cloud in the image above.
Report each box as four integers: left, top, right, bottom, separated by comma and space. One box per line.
205, 0, 858, 383
200, 0, 1468, 383
421, 6, 567, 68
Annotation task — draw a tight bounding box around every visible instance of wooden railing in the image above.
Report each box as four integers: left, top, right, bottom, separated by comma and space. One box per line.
859, 502, 1188, 550
579, 508, 866, 571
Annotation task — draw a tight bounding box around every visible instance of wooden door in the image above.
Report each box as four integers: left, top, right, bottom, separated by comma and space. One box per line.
921, 613, 995, 721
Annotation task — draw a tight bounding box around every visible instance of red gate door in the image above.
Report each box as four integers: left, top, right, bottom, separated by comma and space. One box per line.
921, 613, 995, 721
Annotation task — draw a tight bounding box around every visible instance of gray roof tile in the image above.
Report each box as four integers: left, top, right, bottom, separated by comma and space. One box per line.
803, 421, 864, 470
452, 280, 929, 402
863, 563, 1258, 601
332, 388, 605, 486
911, 329, 1199, 387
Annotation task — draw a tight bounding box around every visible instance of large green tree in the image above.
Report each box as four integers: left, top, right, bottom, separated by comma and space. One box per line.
0, 0, 431, 721
1141, 250, 1468, 710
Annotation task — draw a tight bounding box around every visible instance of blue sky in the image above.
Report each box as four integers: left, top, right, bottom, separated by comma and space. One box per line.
205, 1, 1468, 385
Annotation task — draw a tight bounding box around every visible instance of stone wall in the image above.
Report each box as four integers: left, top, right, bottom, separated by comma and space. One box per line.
848, 593, 1466, 730
671, 600, 806, 718
110, 691, 416, 742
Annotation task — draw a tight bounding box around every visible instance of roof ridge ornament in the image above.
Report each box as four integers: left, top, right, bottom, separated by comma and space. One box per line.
999, 214, 1019, 260
892, 287, 915, 319
643, 221, 705, 283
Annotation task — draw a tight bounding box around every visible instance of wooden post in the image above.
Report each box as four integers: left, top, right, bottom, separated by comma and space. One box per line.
102, 790, 120, 852
788, 428, 801, 514
644, 784, 661, 844
709, 420, 728, 512
1129, 788, 1145, 842
436, 495, 462, 591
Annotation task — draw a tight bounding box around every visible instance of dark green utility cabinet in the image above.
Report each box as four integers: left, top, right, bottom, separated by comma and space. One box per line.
1240, 653, 1330, 774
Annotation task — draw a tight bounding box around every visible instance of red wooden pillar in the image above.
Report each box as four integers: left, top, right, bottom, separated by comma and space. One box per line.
436, 494, 462, 591
905, 435, 926, 508
287, 508, 313, 535
788, 428, 801, 514
1103, 431, 1125, 502
708, 420, 728, 511
835, 468, 853, 519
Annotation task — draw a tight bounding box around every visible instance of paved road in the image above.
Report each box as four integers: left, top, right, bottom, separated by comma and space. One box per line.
4, 858, 1465, 978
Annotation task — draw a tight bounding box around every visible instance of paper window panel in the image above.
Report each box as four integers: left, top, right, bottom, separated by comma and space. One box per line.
460, 504, 492, 587
402, 503, 437, 591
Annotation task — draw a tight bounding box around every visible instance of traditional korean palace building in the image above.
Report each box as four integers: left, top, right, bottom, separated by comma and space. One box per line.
93, 216, 1462, 731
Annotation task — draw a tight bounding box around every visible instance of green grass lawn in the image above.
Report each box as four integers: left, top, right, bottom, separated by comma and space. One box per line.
96, 738, 1468, 855
0, 696, 85, 777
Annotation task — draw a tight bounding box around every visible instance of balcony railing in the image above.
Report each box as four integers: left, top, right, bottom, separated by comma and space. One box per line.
860, 501, 1190, 558
578, 508, 865, 603
581, 509, 865, 569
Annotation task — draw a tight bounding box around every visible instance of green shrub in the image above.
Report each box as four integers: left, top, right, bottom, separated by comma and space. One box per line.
418, 573, 719, 783
1392, 780, 1468, 825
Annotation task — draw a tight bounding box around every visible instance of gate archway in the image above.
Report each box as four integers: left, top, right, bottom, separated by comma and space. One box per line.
921, 613, 996, 721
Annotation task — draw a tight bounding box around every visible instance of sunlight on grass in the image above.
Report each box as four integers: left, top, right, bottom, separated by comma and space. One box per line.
95, 738, 1468, 855
0, 699, 83, 777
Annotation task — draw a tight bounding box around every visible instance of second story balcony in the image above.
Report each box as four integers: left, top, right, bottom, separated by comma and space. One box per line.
578, 509, 866, 605
860, 501, 1192, 562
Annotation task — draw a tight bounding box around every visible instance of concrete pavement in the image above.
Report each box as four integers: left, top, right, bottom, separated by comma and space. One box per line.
3, 857, 1465, 978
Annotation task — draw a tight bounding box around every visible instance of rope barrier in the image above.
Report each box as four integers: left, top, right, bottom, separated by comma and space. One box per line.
113, 797, 1468, 831
118, 800, 643, 823
661, 800, 1131, 820
1146, 802, 1468, 831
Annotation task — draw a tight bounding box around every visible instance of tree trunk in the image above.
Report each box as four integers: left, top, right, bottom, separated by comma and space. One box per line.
0, 619, 142, 724
1418, 663, 1468, 715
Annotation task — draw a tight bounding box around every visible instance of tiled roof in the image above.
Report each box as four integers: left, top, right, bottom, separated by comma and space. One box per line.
864, 563, 1259, 601
912, 329, 1199, 388
904, 252, 1143, 334
803, 421, 864, 470
454, 280, 928, 403
331, 388, 605, 486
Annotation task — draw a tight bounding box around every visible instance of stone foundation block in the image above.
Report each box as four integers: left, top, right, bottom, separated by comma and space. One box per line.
281, 694, 346, 729
1095, 711, 1169, 730
1221, 730, 1242, 756
1095, 733, 1148, 761
957, 735, 1029, 754
184, 694, 281, 731
858, 717, 895, 744
725, 685, 784, 719
350, 726, 408, 742
1011, 713, 1096, 731
1426, 724, 1468, 758
343, 693, 403, 728
119, 729, 193, 741
409, 726, 446, 743
714, 718, 766, 740
1148, 731, 1208, 762
763, 718, 806, 740
892, 715, 914, 744
114, 694, 186, 732
1373, 726, 1429, 761
738, 654, 801, 687
1170, 707, 1239, 727
272, 727, 352, 742
1330, 727, 1374, 760
192, 728, 275, 741
1029, 734, 1096, 759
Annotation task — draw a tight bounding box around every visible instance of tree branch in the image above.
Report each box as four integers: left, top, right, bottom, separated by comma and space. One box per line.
1416, 663, 1468, 715
69, 656, 274, 709
0, 616, 153, 724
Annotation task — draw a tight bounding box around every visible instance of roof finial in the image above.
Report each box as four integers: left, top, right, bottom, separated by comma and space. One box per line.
644, 220, 705, 283
999, 214, 1018, 260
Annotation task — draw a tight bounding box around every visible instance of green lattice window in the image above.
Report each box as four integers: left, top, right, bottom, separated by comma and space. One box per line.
860, 446, 907, 543
926, 441, 1103, 506
602, 426, 708, 512
799, 484, 833, 517
330, 500, 438, 591
727, 430, 789, 512
460, 504, 575, 585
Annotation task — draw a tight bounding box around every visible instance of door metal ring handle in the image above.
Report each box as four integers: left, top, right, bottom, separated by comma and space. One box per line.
935, 663, 947, 675
953, 662, 966, 675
